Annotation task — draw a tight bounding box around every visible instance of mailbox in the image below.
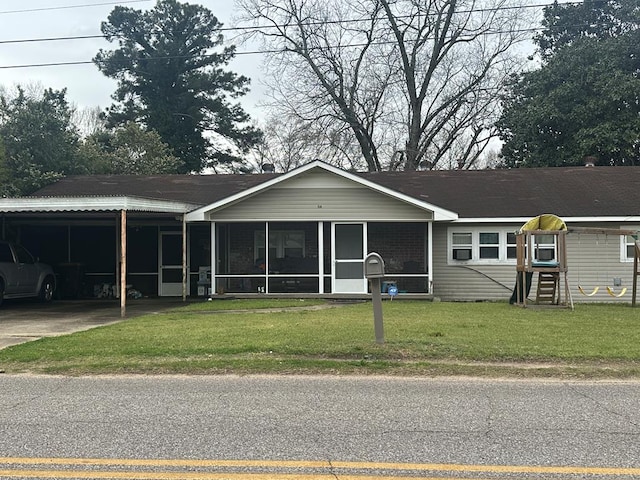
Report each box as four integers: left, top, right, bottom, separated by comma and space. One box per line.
364, 252, 385, 279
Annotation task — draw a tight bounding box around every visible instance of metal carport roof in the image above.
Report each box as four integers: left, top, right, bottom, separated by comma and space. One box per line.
0, 196, 200, 318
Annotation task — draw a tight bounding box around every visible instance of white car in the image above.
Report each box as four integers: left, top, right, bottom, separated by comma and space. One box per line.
0, 241, 56, 306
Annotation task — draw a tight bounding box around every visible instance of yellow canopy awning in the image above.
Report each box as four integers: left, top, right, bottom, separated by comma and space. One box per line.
520, 214, 567, 232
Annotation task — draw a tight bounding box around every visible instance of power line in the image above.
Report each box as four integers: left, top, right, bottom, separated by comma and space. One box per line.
0, 20, 628, 70
0, 1, 151, 15
0, 0, 590, 46
0, 18, 615, 48
0, 60, 93, 70
0, 35, 105, 45
0, 24, 546, 49
0, 0, 629, 70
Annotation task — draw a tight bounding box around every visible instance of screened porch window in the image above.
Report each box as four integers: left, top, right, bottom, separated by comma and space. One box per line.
255, 230, 305, 261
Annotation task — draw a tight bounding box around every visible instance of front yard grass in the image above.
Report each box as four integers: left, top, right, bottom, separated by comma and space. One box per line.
1, 300, 639, 378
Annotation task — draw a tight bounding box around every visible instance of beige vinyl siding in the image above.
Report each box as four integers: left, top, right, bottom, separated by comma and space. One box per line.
566, 224, 633, 303
431, 224, 516, 301
209, 187, 432, 222
431, 222, 634, 303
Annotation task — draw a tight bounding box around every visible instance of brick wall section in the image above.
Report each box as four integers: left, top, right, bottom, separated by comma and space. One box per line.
228, 223, 260, 273
368, 222, 426, 274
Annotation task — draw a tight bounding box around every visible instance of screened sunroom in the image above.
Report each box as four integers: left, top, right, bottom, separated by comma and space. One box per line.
206, 221, 433, 296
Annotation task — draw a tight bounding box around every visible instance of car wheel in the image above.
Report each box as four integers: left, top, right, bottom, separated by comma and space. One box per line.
0, 282, 4, 307
39, 277, 54, 303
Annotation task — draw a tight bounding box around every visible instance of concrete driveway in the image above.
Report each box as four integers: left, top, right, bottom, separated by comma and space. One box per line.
0, 298, 188, 350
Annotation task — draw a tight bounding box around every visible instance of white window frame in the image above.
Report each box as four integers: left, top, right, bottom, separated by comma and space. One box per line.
451, 232, 472, 261
531, 233, 557, 263
506, 231, 518, 260
448, 227, 519, 265
621, 228, 640, 262
479, 232, 500, 261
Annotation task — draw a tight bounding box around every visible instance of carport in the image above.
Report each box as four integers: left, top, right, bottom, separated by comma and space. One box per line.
0, 196, 199, 317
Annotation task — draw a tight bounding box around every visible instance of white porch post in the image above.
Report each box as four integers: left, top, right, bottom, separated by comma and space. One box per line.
318, 221, 324, 294
428, 222, 433, 294
115, 215, 120, 297
264, 222, 269, 294
182, 214, 187, 302
210, 222, 216, 296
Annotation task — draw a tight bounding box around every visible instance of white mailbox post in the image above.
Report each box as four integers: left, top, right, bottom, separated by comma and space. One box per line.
365, 252, 385, 344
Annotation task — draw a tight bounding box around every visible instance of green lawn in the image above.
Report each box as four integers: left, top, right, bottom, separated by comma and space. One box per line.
1, 300, 639, 378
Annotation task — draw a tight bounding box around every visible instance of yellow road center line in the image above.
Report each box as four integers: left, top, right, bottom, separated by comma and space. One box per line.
332, 461, 640, 476
0, 459, 329, 468
0, 472, 491, 480
0, 457, 639, 477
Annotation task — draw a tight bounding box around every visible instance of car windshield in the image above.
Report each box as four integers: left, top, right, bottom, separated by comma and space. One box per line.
14, 245, 35, 264
0, 243, 13, 263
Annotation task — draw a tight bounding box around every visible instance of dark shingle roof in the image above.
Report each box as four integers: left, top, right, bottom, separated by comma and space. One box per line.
361, 167, 640, 218
31, 166, 640, 219
32, 173, 276, 206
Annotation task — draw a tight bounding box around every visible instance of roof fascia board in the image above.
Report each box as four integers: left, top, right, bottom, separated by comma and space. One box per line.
199, 216, 433, 223
561, 217, 640, 223
451, 217, 640, 224
186, 160, 459, 222
0, 196, 198, 213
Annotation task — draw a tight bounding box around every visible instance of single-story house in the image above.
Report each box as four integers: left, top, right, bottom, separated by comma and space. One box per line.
0, 160, 638, 306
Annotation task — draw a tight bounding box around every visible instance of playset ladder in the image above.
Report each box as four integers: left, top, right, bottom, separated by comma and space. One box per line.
536, 272, 559, 304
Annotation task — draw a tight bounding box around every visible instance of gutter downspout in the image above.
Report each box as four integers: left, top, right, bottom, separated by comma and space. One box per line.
211, 222, 216, 297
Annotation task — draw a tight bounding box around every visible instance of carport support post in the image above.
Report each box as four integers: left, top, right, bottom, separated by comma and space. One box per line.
120, 209, 127, 318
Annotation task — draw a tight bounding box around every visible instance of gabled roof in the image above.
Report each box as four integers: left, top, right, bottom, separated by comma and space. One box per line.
184, 160, 458, 221
19, 162, 640, 221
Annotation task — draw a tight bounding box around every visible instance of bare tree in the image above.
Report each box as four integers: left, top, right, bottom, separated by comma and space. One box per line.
249, 114, 372, 173
72, 106, 106, 139
236, 0, 530, 171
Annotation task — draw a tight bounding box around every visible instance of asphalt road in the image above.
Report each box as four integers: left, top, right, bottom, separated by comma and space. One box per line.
0, 375, 639, 479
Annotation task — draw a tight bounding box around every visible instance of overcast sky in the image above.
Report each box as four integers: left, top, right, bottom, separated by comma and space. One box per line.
0, 0, 266, 117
